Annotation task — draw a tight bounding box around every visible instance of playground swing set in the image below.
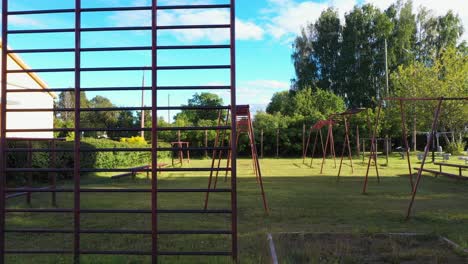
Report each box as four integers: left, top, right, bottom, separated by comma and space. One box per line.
362, 97, 468, 219
303, 119, 335, 170
205, 105, 269, 214
303, 108, 375, 178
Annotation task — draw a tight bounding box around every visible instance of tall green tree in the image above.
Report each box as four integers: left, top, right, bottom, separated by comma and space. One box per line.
391, 47, 468, 140
174, 93, 223, 124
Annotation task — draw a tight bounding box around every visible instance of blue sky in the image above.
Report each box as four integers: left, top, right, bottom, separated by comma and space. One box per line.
2, 0, 466, 121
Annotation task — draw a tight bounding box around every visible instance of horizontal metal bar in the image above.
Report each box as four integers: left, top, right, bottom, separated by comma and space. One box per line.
6, 208, 73, 213
5, 229, 231, 235
81, 26, 151, 32
5, 147, 230, 153
79, 168, 230, 173
160, 251, 232, 256
158, 24, 230, 30
157, 85, 232, 90
6, 126, 230, 133
159, 44, 230, 50
82, 251, 232, 256
6, 209, 232, 214
80, 250, 150, 256
4, 250, 231, 256
6, 106, 230, 112
6, 137, 65, 141
5, 229, 72, 234
81, 6, 151, 12
5, 168, 231, 173
7, 65, 229, 73
157, 168, 231, 172
7, 9, 75, 15
5, 250, 73, 254
5, 168, 74, 173
8, 45, 229, 54
7, 28, 75, 34
6, 188, 71, 193
6, 85, 230, 93
6, 48, 75, 54
7, 68, 75, 73
7, 24, 230, 35
5, 188, 231, 193
159, 65, 231, 70
158, 4, 231, 10
7, 5, 230, 16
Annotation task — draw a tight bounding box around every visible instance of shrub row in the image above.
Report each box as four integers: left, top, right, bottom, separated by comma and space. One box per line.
7, 138, 171, 184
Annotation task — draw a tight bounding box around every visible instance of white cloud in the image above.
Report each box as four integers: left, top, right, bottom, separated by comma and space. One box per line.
9, 16, 44, 27
263, 0, 467, 42
236, 19, 265, 40
208, 79, 290, 109
243, 80, 290, 90
108, 0, 264, 43
366, 0, 468, 40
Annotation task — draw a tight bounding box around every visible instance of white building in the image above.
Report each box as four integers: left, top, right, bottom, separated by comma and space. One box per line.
0, 41, 56, 139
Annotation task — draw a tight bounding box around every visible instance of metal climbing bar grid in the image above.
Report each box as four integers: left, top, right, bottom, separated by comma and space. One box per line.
0, 0, 237, 263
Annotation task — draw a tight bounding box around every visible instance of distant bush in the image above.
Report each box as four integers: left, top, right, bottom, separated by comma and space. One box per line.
446, 140, 466, 155
6, 138, 171, 184
120, 136, 147, 144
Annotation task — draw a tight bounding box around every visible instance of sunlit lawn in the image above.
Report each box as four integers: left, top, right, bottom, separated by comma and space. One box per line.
5, 154, 468, 263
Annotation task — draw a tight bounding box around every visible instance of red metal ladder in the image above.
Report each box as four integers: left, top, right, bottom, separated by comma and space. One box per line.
0, 1, 238, 263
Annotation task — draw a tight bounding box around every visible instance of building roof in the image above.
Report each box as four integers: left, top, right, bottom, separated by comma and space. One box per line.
0, 40, 57, 99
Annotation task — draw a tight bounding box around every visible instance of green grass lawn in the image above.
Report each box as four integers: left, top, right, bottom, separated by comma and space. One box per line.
5, 154, 468, 263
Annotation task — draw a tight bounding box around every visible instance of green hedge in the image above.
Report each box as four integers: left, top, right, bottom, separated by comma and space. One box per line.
7, 138, 171, 184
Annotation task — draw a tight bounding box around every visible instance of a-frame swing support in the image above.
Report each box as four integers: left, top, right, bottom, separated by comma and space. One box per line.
363, 97, 467, 220
335, 108, 368, 181
205, 105, 269, 214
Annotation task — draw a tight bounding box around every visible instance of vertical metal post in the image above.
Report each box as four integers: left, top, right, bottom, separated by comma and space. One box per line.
362, 139, 365, 162
260, 129, 263, 159
230, 0, 238, 260
205, 110, 223, 209
0, 0, 9, 262
140, 70, 145, 139
73, 1, 82, 262
406, 98, 443, 220
151, 0, 159, 262
400, 100, 414, 189
385, 135, 389, 165
320, 124, 331, 174
413, 116, 417, 152
309, 130, 319, 167
356, 126, 360, 157
204, 130, 208, 158
330, 126, 337, 168
26, 141, 32, 205
276, 128, 279, 158
303, 128, 312, 164
346, 119, 354, 173
50, 140, 57, 206
363, 102, 382, 194
302, 124, 306, 160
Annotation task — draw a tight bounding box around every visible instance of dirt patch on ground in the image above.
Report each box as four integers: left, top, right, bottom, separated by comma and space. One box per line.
272, 233, 468, 264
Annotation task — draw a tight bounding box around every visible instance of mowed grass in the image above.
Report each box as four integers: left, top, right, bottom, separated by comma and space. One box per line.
5, 154, 468, 263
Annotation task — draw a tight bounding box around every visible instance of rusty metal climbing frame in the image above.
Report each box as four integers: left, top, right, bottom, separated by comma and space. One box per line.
1, 1, 238, 263
205, 105, 268, 214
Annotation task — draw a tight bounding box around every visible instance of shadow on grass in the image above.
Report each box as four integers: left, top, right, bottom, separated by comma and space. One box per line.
5, 173, 468, 264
